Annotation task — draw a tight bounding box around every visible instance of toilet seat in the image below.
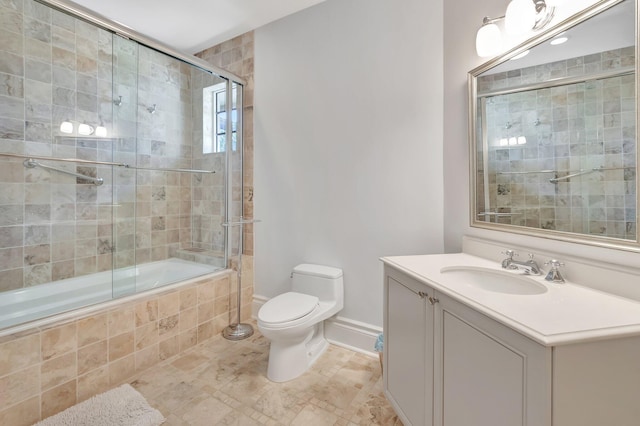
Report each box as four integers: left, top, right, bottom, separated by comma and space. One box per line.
258, 292, 319, 326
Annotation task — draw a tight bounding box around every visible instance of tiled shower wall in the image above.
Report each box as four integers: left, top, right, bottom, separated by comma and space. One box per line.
189, 70, 227, 255
0, 0, 117, 290
478, 47, 637, 239
197, 32, 255, 322
197, 32, 255, 258
0, 0, 229, 290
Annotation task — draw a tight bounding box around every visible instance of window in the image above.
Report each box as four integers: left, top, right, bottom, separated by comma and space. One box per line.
203, 83, 238, 154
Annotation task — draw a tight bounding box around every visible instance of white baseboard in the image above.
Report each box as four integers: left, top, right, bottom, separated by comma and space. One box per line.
252, 295, 382, 357
324, 316, 381, 357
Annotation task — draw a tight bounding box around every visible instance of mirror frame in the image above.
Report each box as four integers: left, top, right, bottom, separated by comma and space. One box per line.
468, 0, 640, 252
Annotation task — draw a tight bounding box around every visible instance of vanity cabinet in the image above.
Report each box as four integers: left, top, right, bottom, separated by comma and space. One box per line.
385, 273, 434, 425
383, 264, 640, 426
384, 266, 549, 425
435, 290, 550, 426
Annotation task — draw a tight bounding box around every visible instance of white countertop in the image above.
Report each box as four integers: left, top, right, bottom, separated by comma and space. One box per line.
382, 253, 640, 346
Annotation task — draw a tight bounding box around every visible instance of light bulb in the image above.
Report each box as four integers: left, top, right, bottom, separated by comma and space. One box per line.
60, 120, 73, 134
517, 136, 527, 145
78, 123, 94, 136
95, 125, 107, 137
476, 23, 502, 57
505, 0, 536, 35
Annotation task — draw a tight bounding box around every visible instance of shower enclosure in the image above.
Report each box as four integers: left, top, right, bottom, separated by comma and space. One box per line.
0, 0, 245, 329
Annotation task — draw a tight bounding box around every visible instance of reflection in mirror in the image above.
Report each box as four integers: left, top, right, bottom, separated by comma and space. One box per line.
470, 0, 638, 248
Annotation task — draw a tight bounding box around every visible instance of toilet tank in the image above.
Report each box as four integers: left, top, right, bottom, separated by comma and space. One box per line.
291, 264, 344, 303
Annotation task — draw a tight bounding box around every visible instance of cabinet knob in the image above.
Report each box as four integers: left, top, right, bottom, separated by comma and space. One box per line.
428, 296, 439, 305
418, 291, 428, 299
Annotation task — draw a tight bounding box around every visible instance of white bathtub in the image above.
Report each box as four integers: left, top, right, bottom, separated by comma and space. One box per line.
0, 258, 222, 330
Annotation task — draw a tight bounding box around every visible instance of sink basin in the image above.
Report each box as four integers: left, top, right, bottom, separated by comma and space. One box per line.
440, 266, 548, 295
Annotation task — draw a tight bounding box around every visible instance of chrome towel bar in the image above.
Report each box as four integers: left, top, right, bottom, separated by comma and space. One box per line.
221, 218, 262, 227
23, 159, 104, 186
1, 152, 215, 174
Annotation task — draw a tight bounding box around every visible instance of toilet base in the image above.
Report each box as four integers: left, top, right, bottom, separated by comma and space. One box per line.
265, 323, 329, 382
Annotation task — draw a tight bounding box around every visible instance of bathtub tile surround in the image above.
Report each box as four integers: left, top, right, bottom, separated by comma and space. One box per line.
131, 323, 400, 425
226, 253, 255, 323
0, 272, 232, 424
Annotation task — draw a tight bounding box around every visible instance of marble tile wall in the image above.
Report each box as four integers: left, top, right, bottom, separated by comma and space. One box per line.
196, 32, 255, 257
195, 34, 254, 324
0, 272, 232, 424
478, 47, 636, 239
0, 0, 231, 291
0, 0, 116, 290
188, 70, 227, 255
127, 46, 198, 267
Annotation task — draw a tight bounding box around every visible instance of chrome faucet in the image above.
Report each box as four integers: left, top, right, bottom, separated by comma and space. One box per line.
501, 250, 541, 275
544, 259, 566, 283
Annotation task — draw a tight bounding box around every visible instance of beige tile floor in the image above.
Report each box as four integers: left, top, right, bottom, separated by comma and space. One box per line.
130, 324, 402, 425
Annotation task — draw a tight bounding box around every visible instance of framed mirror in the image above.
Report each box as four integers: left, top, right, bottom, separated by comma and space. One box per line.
468, 0, 639, 251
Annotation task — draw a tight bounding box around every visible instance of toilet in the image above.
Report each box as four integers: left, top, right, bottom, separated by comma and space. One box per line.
257, 263, 344, 382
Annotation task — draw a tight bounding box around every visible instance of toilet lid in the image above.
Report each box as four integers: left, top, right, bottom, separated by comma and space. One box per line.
259, 292, 319, 324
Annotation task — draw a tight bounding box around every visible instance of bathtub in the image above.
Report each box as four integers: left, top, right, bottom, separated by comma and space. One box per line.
0, 258, 222, 330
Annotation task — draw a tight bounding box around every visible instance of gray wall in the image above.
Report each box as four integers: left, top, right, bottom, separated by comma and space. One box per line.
254, 0, 444, 326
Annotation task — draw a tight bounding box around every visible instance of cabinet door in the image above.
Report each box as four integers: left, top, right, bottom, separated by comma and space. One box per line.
435, 293, 551, 426
384, 269, 434, 426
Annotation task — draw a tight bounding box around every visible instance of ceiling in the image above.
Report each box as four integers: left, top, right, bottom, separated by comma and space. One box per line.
70, 0, 327, 54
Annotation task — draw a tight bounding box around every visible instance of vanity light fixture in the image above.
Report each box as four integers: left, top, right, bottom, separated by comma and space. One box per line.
498, 135, 527, 146
78, 123, 94, 136
476, 0, 555, 57
476, 17, 503, 57
502, 136, 527, 145
95, 123, 107, 138
60, 119, 73, 134
59, 119, 108, 137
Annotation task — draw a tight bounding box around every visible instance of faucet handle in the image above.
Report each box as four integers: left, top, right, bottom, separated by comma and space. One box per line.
501, 249, 517, 259
544, 259, 565, 269
544, 259, 566, 283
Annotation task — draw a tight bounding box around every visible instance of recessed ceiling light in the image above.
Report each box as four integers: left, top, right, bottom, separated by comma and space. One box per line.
510, 50, 530, 60
550, 36, 569, 46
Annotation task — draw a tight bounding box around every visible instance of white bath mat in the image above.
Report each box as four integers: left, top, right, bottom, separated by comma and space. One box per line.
34, 384, 165, 426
